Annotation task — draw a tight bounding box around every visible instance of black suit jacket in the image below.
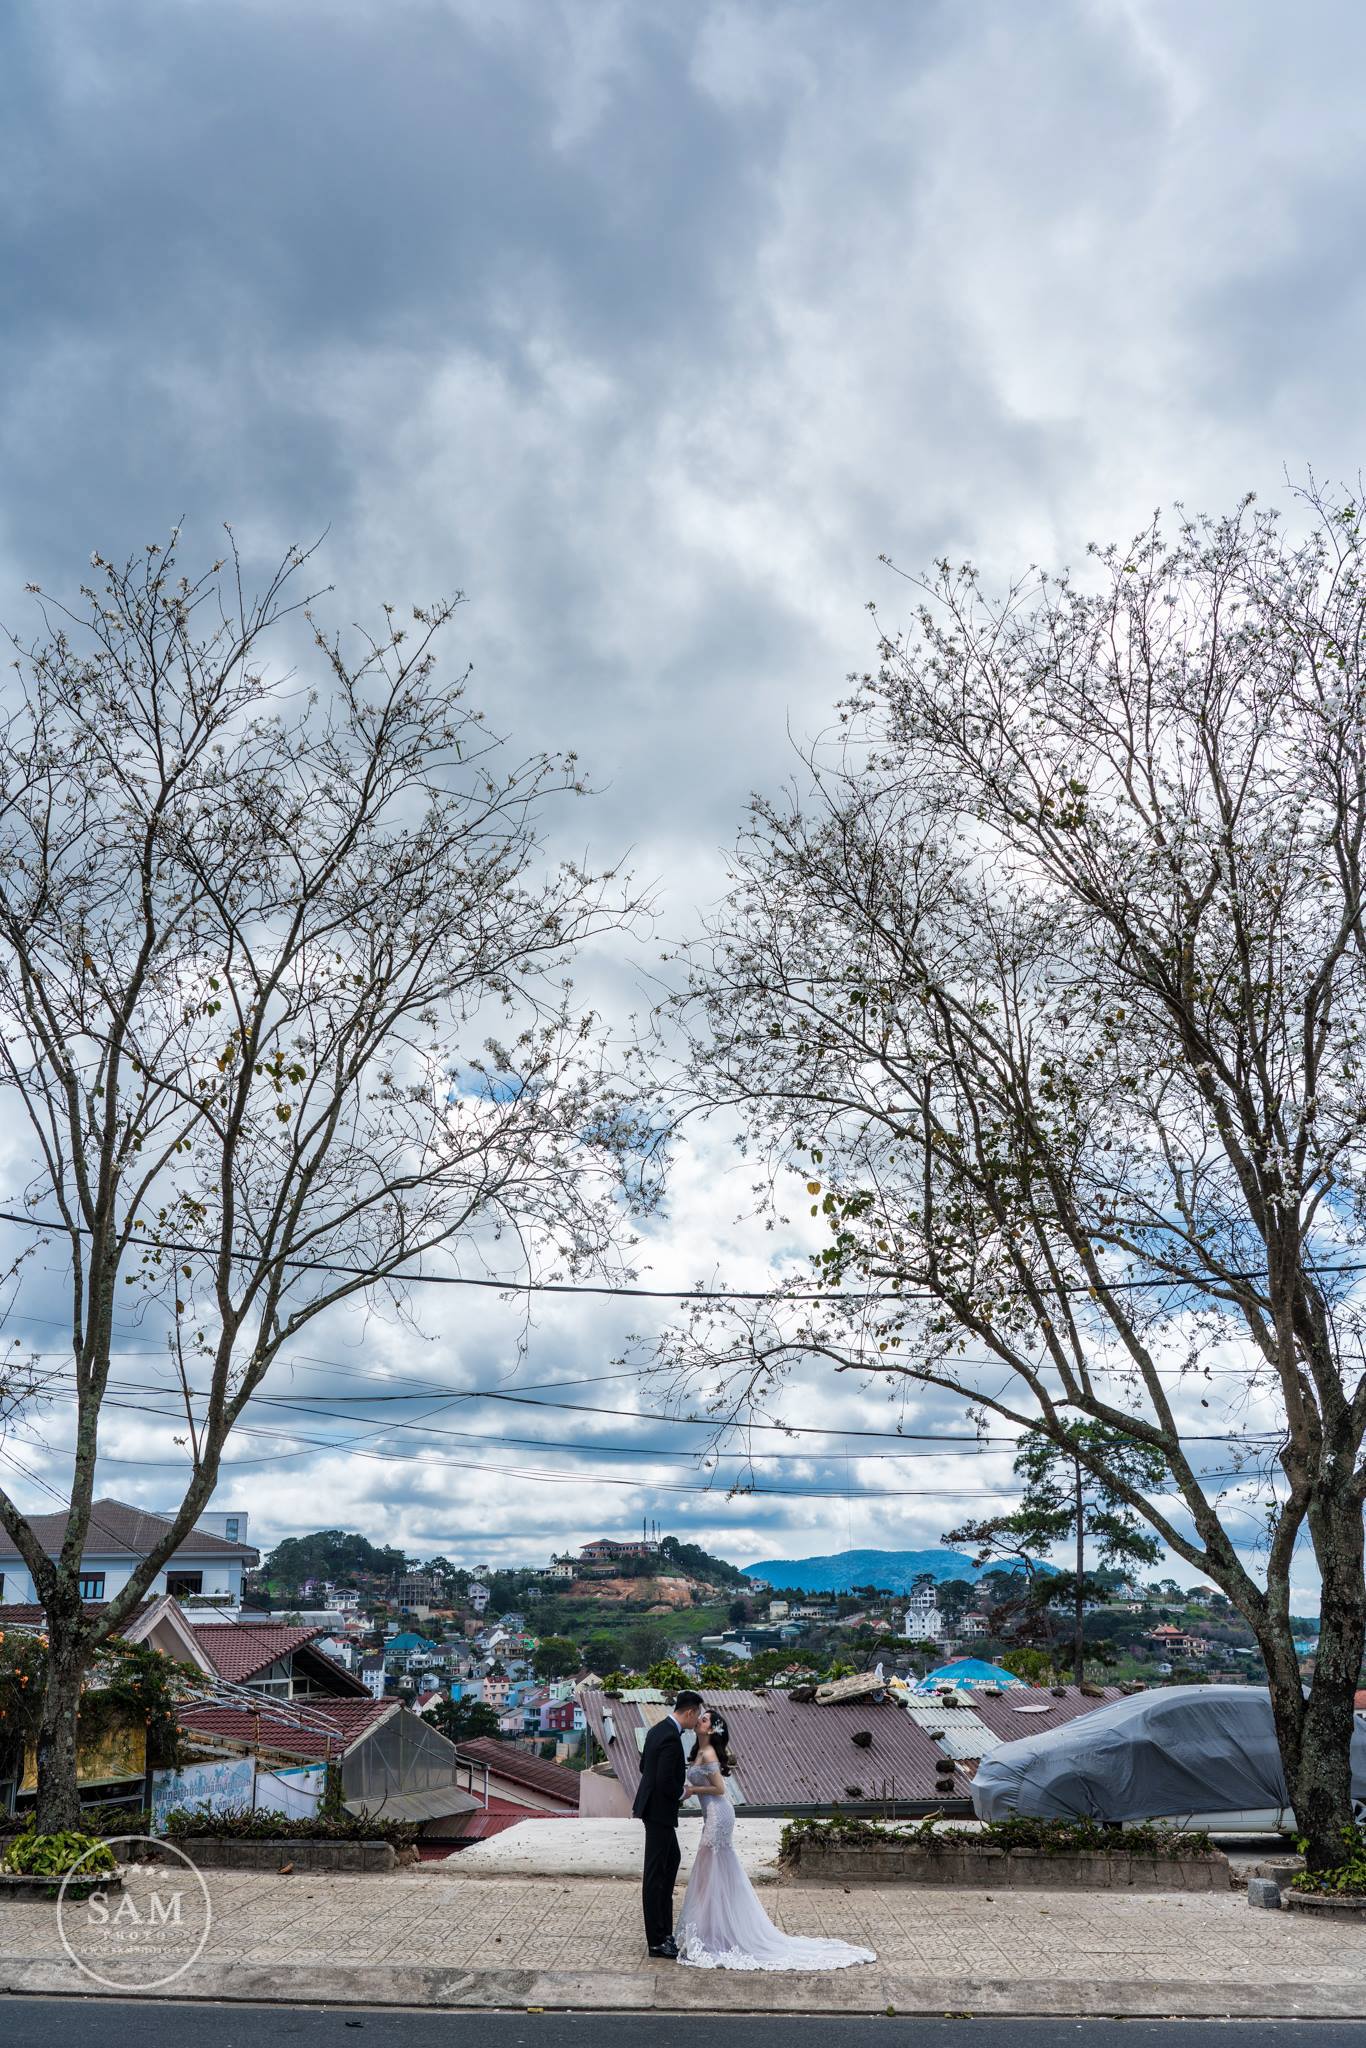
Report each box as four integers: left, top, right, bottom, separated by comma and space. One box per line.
632, 1715, 686, 1825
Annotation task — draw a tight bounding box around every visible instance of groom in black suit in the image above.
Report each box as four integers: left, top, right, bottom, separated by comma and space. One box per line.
632, 1688, 703, 1958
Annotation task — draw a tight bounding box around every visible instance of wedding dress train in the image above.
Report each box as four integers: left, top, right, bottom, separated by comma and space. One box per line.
674, 1765, 876, 1972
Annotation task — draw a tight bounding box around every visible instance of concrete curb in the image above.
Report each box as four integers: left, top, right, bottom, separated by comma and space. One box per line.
0, 1956, 1361, 2017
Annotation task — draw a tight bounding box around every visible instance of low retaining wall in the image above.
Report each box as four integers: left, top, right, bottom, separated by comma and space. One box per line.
0, 1870, 123, 1900
787, 1841, 1231, 1891
151, 1838, 397, 1873
1284, 1889, 1366, 1918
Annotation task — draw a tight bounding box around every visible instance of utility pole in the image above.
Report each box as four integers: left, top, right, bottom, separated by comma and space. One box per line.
1074, 1455, 1085, 1685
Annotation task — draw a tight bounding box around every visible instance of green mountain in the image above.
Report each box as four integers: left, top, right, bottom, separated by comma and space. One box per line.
742, 1546, 1043, 1595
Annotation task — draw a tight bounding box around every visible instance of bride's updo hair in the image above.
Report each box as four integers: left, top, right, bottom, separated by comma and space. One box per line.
704, 1709, 733, 1777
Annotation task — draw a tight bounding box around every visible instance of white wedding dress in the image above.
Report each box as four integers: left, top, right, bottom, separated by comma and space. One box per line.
675, 1763, 876, 1972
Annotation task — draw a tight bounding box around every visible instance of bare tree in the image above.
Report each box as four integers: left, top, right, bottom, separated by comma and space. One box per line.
659, 485, 1366, 1867
0, 534, 652, 1827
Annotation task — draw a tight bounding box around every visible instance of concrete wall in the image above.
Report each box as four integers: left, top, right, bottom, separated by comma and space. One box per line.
788, 1841, 1232, 1891
579, 1770, 632, 1819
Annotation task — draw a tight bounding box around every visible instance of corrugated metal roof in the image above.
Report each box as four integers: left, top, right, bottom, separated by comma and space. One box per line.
902, 1702, 1004, 1760
454, 1737, 581, 1807
970, 1684, 1128, 1742
344, 1786, 480, 1823
580, 1686, 970, 1811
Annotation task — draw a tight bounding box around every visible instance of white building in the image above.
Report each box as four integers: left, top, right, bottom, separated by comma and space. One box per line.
902, 1576, 945, 1641
0, 1497, 258, 1606
468, 1580, 490, 1615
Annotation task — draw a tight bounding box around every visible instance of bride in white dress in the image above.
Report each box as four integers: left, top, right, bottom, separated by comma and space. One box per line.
674, 1709, 876, 1972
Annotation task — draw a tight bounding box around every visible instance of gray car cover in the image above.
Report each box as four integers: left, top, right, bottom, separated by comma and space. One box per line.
971, 1684, 1366, 1822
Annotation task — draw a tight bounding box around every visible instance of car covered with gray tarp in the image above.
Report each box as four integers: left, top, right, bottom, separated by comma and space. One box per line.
971, 1683, 1366, 1830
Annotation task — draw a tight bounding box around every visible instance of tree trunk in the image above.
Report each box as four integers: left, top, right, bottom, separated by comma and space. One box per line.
1073, 1457, 1085, 1686
1278, 1491, 1366, 1871
34, 1608, 90, 1833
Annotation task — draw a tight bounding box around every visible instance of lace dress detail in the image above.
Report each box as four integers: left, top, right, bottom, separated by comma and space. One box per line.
674, 1764, 875, 1972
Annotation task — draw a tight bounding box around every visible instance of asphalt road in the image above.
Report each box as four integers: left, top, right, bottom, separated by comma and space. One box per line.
1, 2009, 1361, 2048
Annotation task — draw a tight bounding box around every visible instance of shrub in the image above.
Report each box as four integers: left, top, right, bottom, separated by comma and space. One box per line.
3, 1826, 118, 1878
778, 1810, 1213, 1864
1291, 1825, 1366, 1896
160, 1803, 419, 1847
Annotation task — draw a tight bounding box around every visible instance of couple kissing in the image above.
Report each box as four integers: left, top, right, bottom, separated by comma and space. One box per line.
632, 1688, 875, 1972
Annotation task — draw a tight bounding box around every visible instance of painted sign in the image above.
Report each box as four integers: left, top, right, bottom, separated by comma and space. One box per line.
151, 1754, 255, 1832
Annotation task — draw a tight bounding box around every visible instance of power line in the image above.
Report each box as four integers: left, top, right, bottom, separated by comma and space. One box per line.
17, 1365, 1284, 1453
4, 1202, 1364, 1301
12, 1379, 1285, 1503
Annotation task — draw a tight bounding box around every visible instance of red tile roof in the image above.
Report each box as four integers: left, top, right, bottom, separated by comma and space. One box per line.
455, 1737, 581, 1808
191, 1621, 328, 1684
0, 1601, 154, 1630
179, 1695, 392, 1760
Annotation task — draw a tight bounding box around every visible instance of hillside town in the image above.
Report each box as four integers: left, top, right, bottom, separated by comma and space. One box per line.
0, 1500, 1327, 1857
4, 1, 1366, 2035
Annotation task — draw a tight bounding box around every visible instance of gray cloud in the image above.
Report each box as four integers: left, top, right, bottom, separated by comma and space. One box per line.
0, 0, 1355, 1595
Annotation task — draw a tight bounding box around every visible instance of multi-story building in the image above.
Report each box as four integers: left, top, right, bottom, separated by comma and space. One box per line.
903, 1575, 945, 1641
0, 1498, 257, 1607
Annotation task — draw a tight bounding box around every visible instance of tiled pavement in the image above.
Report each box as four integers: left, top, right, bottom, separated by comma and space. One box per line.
1, 1867, 1364, 2014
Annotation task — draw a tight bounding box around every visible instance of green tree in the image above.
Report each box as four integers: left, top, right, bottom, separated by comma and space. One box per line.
265, 1530, 406, 1592
664, 485, 1366, 1868
645, 1658, 691, 1692
999, 1647, 1063, 1686
656, 1535, 747, 1587
620, 1621, 670, 1672
580, 1633, 622, 1676
935, 1577, 974, 1625
422, 1696, 501, 1745
947, 1422, 1166, 1681
532, 1635, 582, 1680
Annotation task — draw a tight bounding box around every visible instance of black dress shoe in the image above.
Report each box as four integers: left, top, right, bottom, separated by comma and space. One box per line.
648, 1941, 679, 1959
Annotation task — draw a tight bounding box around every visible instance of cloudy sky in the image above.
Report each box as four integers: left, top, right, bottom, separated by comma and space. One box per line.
0, 0, 1359, 1593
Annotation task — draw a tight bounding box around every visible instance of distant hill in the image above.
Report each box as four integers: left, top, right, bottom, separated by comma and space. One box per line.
741, 1546, 1046, 1595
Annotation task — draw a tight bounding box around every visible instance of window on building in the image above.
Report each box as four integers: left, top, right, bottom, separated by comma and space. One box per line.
78, 1573, 105, 1600
166, 1571, 203, 1598
224, 1518, 240, 1541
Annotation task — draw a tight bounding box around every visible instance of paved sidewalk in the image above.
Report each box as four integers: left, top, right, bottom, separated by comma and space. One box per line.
449, 1816, 787, 1881
1, 1865, 1364, 2016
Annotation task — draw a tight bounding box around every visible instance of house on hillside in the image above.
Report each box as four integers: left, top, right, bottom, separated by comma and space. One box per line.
578, 1537, 658, 1569
0, 1499, 258, 1607
1147, 1623, 1209, 1659
902, 1575, 945, 1642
